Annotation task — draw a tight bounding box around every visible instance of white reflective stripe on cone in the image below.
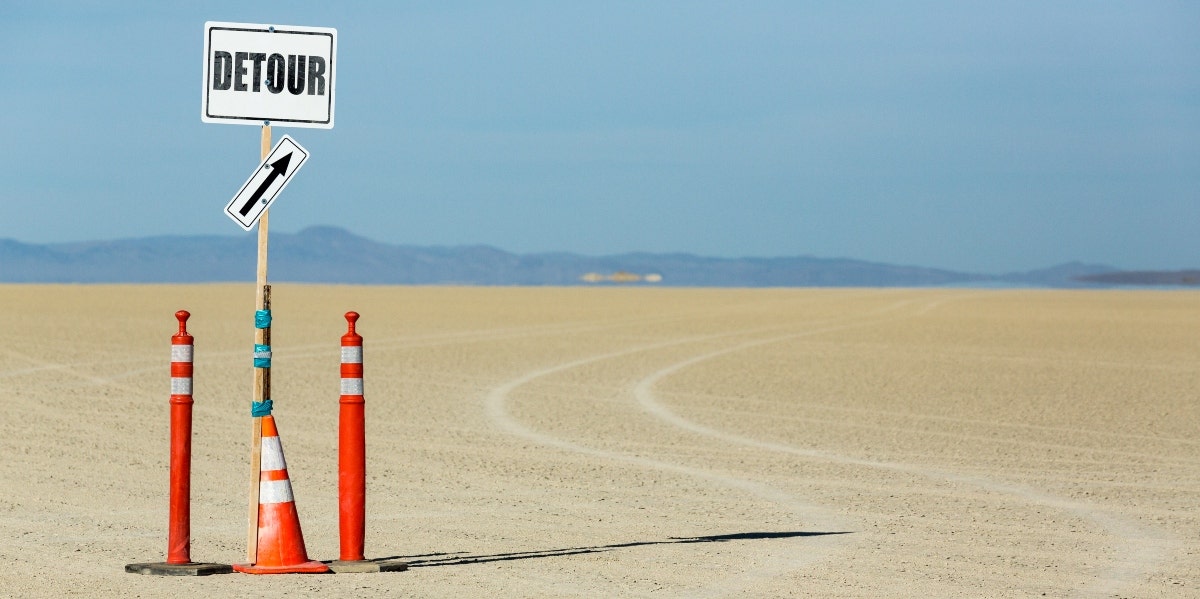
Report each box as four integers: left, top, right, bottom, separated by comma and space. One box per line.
259, 479, 295, 504
341, 346, 362, 363
171, 377, 192, 395
171, 345, 194, 362
341, 378, 363, 395
261, 436, 287, 471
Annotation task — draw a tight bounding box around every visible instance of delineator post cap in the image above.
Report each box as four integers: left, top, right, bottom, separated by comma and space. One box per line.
342, 311, 361, 344
174, 310, 192, 340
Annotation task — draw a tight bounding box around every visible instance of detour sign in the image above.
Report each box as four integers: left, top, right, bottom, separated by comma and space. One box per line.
202, 21, 337, 129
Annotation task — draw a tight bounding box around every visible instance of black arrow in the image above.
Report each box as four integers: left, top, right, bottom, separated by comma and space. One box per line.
238, 152, 293, 216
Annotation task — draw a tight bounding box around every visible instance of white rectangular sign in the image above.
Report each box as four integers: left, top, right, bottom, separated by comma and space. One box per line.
202, 21, 336, 128
225, 135, 310, 230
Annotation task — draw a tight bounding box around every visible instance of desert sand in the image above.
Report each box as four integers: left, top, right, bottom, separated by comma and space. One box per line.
0, 285, 1196, 597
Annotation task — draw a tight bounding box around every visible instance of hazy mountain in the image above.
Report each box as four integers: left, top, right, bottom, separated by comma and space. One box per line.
1075, 270, 1200, 286
998, 261, 1123, 288
0, 226, 1124, 287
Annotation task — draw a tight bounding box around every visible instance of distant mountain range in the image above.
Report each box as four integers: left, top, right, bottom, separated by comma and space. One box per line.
1075, 270, 1200, 286
0, 226, 1178, 288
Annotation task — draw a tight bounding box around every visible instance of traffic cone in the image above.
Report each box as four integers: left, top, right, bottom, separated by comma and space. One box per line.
233, 415, 330, 574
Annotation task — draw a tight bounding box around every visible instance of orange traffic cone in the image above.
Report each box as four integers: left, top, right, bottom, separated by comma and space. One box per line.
233, 415, 330, 574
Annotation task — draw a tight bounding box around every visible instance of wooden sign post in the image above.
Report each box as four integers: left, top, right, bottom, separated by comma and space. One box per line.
246, 124, 272, 563
202, 21, 336, 566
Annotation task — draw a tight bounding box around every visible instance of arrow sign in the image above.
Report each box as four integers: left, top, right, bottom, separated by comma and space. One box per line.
225, 135, 309, 230
237, 152, 292, 217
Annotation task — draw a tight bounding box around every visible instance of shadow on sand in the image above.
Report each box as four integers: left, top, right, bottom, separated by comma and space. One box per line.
380, 531, 852, 568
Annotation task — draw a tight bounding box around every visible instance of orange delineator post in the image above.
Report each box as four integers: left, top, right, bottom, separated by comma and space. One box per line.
339, 311, 366, 562
125, 312, 230, 576
168, 310, 195, 565
329, 312, 405, 574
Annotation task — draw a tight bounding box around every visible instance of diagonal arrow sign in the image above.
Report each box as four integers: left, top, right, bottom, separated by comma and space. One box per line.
238, 152, 293, 216
224, 135, 309, 231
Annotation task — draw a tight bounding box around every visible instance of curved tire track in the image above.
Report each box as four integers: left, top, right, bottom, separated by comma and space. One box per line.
630, 298, 1180, 598
483, 333, 859, 597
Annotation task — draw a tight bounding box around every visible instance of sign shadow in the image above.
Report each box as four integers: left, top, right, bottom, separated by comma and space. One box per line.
378, 530, 852, 568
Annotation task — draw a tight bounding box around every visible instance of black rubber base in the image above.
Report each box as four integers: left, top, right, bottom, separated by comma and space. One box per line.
125, 561, 234, 576
328, 559, 409, 573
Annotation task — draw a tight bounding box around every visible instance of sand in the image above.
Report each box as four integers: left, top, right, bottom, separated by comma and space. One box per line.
0, 285, 1195, 597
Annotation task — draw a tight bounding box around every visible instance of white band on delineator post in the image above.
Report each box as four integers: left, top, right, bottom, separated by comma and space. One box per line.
341, 378, 363, 395
171, 377, 193, 395
341, 346, 362, 363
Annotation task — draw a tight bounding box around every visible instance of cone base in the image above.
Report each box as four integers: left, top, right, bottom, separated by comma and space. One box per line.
232, 560, 331, 574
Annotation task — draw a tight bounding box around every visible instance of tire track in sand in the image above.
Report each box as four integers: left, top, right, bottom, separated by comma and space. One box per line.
483, 334, 857, 598
481, 298, 935, 596
631, 300, 1181, 598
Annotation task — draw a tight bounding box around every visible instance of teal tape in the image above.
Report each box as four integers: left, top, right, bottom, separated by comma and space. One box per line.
255, 310, 272, 329
254, 344, 272, 368
251, 399, 273, 417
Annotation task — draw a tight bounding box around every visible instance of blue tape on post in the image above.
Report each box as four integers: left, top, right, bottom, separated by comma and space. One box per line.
251, 399, 273, 417
253, 344, 272, 368
255, 310, 272, 329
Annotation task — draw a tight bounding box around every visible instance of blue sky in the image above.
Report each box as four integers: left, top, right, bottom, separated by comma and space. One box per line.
1, 1, 1197, 273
